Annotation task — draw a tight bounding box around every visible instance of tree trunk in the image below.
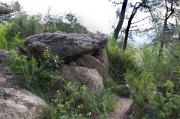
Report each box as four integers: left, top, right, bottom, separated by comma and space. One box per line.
123, 3, 141, 50
159, 2, 174, 56
114, 0, 128, 40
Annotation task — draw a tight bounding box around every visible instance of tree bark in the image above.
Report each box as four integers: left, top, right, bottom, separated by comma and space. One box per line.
123, 3, 141, 50
114, 0, 128, 40
159, 1, 174, 56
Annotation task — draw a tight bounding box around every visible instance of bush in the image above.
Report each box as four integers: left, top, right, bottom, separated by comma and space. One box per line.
0, 23, 22, 50
7, 48, 62, 101
126, 42, 180, 118
7, 48, 117, 118
126, 70, 180, 119
0, 24, 7, 49
12, 12, 42, 39
105, 36, 138, 84
42, 82, 117, 119
137, 44, 180, 87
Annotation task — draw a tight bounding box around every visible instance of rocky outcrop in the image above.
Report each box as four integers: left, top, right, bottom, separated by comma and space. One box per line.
0, 50, 11, 63
0, 31, 110, 118
57, 49, 109, 91
57, 64, 103, 91
23, 32, 109, 91
0, 51, 46, 119
0, 88, 45, 119
24, 32, 108, 61
75, 49, 109, 82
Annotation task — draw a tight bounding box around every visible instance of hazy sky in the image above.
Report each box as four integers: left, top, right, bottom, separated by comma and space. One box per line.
2, 0, 149, 45
1, 0, 120, 34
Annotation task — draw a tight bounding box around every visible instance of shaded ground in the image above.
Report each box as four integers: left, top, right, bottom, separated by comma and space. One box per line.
109, 97, 133, 119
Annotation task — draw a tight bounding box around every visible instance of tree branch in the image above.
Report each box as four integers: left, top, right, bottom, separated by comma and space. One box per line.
132, 16, 149, 24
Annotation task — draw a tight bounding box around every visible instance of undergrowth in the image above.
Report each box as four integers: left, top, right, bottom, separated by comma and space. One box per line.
42, 82, 116, 119
126, 44, 180, 119
6, 47, 117, 118
105, 36, 138, 84
0, 23, 22, 50
7, 47, 63, 101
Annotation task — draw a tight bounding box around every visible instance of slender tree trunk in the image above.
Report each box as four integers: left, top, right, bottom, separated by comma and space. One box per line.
114, 0, 128, 40
159, 2, 174, 56
123, 20, 131, 50
123, 3, 141, 50
158, 21, 166, 56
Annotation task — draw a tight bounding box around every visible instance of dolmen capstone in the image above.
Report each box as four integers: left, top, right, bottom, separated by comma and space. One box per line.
23, 32, 109, 91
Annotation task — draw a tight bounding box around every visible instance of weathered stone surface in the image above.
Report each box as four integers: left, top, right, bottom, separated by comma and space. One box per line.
57, 64, 103, 91
0, 88, 46, 119
75, 49, 109, 82
0, 49, 11, 63
24, 32, 108, 61
0, 61, 46, 119
95, 49, 109, 81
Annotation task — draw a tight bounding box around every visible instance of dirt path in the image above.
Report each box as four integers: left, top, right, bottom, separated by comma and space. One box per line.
109, 97, 133, 119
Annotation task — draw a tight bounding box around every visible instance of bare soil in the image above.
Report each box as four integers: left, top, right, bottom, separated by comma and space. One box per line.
109, 97, 133, 119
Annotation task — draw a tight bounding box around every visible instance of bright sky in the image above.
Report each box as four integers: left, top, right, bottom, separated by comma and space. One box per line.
1, 0, 120, 34
2, 0, 149, 45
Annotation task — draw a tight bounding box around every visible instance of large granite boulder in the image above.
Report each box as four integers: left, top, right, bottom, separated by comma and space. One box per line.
75, 49, 109, 82
23, 32, 109, 90
57, 49, 109, 91
57, 64, 103, 91
0, 62, 46, 119
0, 88, 46, 119
24, 32, 108, 61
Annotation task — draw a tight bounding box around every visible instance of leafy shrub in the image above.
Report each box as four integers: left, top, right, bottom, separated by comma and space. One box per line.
42, 82, 117, 119
0, 24, 7, 49
7, 48, 62, 101
7, 49, 116, 118
105, 36, 138, 84
126, 43, 180, 119
138, 45, 171, 85
138, 44, 180, 87
0, 23, 22, 50
104, 76, 117, 92
13, 12, 42, 39
43, 9, 89, 34
126, 70, 180, 119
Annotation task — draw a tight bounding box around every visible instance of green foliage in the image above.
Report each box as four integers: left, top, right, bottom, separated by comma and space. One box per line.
126, 71, 154, 119
105, 36, 138, 84
126, 41, 180, 119
43, 9, 89, 34
42, 46, 64, 68
7, 49, 116, 118
10, 10, 89, 40
138, 43, 180, 86
0, 6, 89, 46
138, 45, 167, 85
104, 76, 117, 92
0, 23, 22, 50
7, 49, 62, 101
126, 71, 180, 119
42, 82, 116, 119
0, 24, 7, 49
13, 12, 42, 39
58, 13, 89, 34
